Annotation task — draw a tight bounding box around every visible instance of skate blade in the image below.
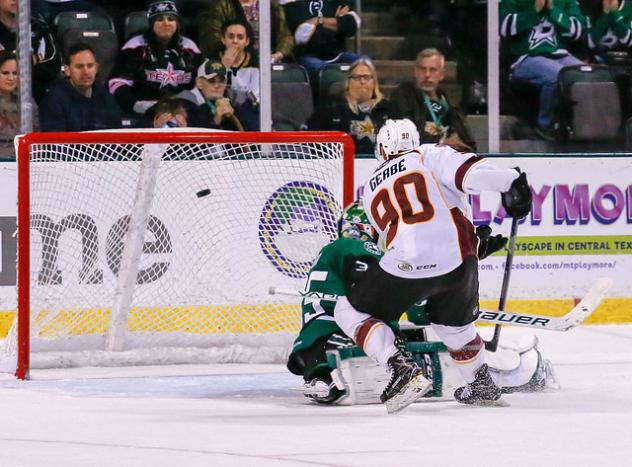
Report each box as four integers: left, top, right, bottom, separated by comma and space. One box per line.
385, 375, 432, 415
467, 398, 510, 408
543, 360, 561, 391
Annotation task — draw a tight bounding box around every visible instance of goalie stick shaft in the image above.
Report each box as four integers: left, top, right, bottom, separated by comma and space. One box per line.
486, 217, 520, 352
269, 277, 612, 332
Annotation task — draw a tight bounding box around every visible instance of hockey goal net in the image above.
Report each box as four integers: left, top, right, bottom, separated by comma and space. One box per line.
3, 130, 354, 379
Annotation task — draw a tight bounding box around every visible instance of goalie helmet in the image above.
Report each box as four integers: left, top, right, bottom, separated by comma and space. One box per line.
339, 201, 377, 243
375, 118, 420, 162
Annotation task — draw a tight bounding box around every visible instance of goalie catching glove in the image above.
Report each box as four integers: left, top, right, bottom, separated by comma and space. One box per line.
476, 225, 507, 260
502, 169, 532, 219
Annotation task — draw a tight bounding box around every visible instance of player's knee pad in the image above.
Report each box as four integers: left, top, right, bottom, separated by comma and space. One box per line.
353, 317, 388, 350
447, 334, 484, 364
430, 323, 478, 352
333, 295, 374, 340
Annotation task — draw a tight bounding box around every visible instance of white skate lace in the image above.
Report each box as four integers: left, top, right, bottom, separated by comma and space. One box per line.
460, 384, 473, 399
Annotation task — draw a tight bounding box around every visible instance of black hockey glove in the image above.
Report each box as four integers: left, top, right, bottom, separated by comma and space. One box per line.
502, 169, 532, 219
476, 225, 508, 260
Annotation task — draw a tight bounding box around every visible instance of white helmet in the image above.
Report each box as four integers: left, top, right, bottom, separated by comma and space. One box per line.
374, 119, 420, 162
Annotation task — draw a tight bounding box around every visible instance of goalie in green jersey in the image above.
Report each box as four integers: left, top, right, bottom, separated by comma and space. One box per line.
287, 201, 558, 410
285, 199, 429, 411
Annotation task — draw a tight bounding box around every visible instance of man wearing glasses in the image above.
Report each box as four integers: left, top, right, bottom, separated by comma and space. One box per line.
390, 48, 476, 152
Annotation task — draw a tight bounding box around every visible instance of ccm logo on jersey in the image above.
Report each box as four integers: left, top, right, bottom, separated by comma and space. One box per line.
368, 159, 406, 190
478, 311, 551, 326
398, 262, 437, 272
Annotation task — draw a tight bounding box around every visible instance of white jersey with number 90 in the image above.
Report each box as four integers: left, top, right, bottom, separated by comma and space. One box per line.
363, 144, 519, 279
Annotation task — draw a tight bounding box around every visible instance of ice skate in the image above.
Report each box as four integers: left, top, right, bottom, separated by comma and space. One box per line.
454, 364, 504, 406
380, 351, 432, 414
303, 377, 346, 404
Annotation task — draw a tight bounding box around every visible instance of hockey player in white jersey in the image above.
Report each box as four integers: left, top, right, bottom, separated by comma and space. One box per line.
337, 118, 533, 405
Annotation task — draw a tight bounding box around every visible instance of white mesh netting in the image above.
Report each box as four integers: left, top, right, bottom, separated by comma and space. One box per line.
2, 133, 349, 371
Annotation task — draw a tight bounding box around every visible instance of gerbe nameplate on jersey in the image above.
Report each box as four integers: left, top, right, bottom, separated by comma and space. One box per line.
368, 159, 406, 190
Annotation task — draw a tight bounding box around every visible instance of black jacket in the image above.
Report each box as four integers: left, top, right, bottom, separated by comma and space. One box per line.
0, 12, 60, 103
390, 81, 476, 151
172, 88, 260, 131
39, 79, 122, 131
108, 32, 202, 114
307, 98, 396, 155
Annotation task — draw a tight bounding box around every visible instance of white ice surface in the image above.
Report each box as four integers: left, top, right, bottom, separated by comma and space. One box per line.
1, 325, 632, 467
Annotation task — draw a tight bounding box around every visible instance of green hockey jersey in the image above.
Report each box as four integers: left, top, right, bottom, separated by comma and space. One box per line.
500, 0, 587, 63
289, 237, 383, 357
286, 236, 433, 378
587, 3, 632, 50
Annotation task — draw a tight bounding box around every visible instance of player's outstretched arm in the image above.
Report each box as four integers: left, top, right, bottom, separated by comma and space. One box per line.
502, 170, 532, 219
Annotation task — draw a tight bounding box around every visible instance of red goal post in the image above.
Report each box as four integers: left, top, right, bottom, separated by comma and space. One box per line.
9, 130, 354, 379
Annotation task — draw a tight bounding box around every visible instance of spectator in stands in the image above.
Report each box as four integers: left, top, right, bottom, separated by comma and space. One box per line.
199, 0, 294, 64
40, 43, 121, 131
0, 51, 38, 156
0, 0, 60, 103
307, 58, 395, 154
585, 0, 632, 60
500, 0, 587, 140
282, 0, 363, 85
390, 48, 476, 152
209, 18, 260, 106
144, 98, 189, 128
109, 0, 202, 116
176, 59, 258, 131
583, 1, 632, 117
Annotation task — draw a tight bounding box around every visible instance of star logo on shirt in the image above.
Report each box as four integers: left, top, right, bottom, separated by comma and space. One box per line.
349, 116, 376, 142
599, 30, 618, 48
145, 62, 192, 88
528, 18, 558, 50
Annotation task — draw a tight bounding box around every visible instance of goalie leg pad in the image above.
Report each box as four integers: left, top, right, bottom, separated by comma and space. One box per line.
495, 347, 561, 393
327, 344, 444, 405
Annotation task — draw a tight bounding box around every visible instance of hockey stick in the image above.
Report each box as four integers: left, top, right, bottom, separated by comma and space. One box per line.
269, 277, 612, 332
485, 217, 520, 352
477, 277, 612, 331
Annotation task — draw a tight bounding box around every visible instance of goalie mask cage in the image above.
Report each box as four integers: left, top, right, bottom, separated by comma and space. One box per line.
4, 131, 354, 379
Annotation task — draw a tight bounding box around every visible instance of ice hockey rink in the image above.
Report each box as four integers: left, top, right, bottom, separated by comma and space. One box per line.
0, 325, 630, 467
